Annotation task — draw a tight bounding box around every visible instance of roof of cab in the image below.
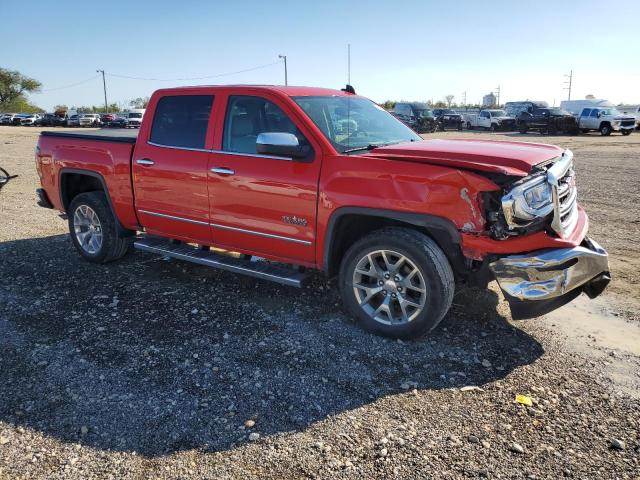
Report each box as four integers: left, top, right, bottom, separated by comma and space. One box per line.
152, 85, 355, 98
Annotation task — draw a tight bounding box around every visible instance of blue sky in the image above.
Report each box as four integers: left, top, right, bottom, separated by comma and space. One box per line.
4, 0, 640, 110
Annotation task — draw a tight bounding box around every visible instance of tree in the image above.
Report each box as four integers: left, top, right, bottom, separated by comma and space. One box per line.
445, 95, 454, 108
433, 100, 447, 108
381, 100, 396, 110
0, 68, 41, 106
129, 97, 150, 109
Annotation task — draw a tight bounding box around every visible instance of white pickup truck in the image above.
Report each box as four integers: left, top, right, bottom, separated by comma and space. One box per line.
464, 109, 516, 131
560, 100, 636, 136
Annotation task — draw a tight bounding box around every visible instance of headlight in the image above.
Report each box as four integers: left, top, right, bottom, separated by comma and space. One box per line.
501, 175, 554, 227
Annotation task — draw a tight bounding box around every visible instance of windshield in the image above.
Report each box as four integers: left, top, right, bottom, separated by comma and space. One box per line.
128, 113, 142, 118
293, 96, 420, 153
548, 108, 569, 115
599, 108, 622, 116
416, 109, 434, 118
489, 110, 506, 117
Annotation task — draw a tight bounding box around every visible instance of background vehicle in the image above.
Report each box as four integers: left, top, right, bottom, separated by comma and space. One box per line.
35, 85, 609, 340
79, 114, 102, 127
39, 113, 68, 127
11, 114, 31, 125
391, 102, 439, 133
0, 113, 18, 125
20, 113, 43, 126
67, 114, 80, 127
465, 109, 516, 131
124, 109, 145, 128
516, 105, 578, 135
432, 109, 463, 130
100, 113, 116, 124
561, 99, 635, 136
105, 115, 128, 128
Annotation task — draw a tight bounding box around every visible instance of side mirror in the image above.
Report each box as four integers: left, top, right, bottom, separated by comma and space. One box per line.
597, 111, 603, 118
256, 132, 309, 160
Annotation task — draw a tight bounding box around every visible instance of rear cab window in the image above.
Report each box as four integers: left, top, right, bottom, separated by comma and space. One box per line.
150, 95, 214, 149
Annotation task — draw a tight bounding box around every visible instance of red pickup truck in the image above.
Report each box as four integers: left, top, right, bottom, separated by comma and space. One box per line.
35, 85, 610, 339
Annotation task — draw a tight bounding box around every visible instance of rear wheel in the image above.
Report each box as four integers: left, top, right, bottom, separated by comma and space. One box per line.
68, 191, 131, 263
490, 123, 497, 132
600, 123, 612, 136
466, 122, 473, 130
339, 228, 454, 339
518, 122, 529, 134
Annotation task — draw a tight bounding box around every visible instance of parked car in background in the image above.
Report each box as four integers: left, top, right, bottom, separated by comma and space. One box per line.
40, 113, 68, 127
575, 107, 635, 136
100, 113, 116, 124
67, 114, 80, 127
20, 113, 43, 126
432, 109, 463, 130
11, 114, 31, 126
392, 102, 439, 133
515, 105, 578, 135
560, 99, 635, 136
1, 113, 18, 125
464, 109, 516, 131
124, 109, 145, 128
105, 115, 128, 128
79, 114, 102, 127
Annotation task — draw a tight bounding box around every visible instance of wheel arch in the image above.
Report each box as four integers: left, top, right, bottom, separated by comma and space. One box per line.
59, 168, 133, 237
323, 207, 465, 278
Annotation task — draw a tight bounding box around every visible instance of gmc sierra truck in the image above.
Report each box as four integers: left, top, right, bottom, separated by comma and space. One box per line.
35, 85, 610, 339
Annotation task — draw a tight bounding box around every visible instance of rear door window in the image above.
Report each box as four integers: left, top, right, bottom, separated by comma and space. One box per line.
590, 109, 599, 118
150, 95, 214, 149
581, 108, 591, 116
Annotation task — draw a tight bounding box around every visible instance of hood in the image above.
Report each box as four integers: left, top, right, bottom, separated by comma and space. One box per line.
368, 139, 564, 176
494, 116, 515, 121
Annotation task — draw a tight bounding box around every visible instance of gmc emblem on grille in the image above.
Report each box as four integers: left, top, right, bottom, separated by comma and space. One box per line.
282, 215, 308, 226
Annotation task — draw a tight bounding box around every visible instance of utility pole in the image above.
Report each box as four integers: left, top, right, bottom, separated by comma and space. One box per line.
461, 91, 467, 108
564, 70, 573, 100
278, 55, 288, 86
494, 85, 501, 107
347, 43, 351, 85
96, 70, 108, 112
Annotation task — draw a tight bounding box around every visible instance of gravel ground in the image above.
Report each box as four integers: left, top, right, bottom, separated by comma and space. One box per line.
0, 126, 639, 479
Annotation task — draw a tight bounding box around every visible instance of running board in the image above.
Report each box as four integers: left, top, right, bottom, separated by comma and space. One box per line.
134, 237, 309, 288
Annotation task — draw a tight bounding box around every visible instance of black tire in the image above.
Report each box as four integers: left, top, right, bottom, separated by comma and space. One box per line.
600, 123, 612, 136
68, 191, 131, 263
518, 122, 528, 134
621, 129, 632, 136
466, 122, 473, 130
457, 123, 463, 131
580, 129, 589, 133
490, 123, 497, 132
339, 227, 454, 339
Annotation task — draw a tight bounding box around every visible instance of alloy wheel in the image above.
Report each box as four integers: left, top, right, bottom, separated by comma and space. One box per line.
73, 205, 103, 254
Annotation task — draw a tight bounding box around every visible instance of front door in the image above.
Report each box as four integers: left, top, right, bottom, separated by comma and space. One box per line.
207, 94, 321, 263
132, 93, 215, 243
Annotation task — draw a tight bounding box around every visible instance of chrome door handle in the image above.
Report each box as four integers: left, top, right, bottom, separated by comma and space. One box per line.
210, 167, 235, 175
136, 159, 155, 166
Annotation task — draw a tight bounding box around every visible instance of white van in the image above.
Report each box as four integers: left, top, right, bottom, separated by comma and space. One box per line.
560, 99, 635, 136
124, 109, 145, 128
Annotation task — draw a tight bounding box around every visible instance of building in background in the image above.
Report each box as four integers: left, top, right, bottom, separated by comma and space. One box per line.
482, 92, 497, 108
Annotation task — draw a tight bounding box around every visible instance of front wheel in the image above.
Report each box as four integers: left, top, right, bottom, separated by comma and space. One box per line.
339, 228, 454, 339
68, 191, 131, 263
621, 129, 632, 136
518, 122, 529, 134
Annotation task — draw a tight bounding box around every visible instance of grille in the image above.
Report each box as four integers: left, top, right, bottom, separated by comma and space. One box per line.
621, 120, 635, 127
548, 151, 578, 237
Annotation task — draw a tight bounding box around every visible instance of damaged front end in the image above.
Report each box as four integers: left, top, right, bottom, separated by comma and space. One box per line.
479, 150, 611, 318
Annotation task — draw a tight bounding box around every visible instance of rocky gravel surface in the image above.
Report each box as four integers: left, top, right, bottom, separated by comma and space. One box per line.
1, 127, 639, 479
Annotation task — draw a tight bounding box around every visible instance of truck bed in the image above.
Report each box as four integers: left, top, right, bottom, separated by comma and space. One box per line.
40, 129, 138, 143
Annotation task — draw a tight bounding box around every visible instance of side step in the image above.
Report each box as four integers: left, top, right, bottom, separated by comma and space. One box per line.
134, 237, 310, 288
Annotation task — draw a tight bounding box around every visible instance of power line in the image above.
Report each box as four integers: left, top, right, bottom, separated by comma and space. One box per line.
105, 61, 282, 82
34, 75, 100, 93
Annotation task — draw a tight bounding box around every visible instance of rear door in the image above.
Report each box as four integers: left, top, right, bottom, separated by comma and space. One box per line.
580, 108, 591, 129
132, 93, 215, 243
207, 92, 321, 263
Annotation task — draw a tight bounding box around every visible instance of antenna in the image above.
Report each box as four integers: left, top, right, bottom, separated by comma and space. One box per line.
347, 44, 351, 85
564, 70, 573, 100
278, 55, 288, 86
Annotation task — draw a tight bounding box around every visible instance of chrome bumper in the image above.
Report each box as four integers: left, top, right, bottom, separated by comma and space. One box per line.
489, 238, 610, 303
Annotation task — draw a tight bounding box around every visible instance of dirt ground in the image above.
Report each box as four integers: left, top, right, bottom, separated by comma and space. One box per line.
0, 126, 639, 479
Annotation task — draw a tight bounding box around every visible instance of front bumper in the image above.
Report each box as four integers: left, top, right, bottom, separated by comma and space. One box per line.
489, 237, 610, 319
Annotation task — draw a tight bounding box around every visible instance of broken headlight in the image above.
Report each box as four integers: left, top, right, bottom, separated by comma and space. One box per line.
501, 175, 554, 228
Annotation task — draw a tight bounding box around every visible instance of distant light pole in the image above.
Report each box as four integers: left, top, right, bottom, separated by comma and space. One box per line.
96, 69, 108, 112
564, 70, 573, 100
278, 55, 288, 86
